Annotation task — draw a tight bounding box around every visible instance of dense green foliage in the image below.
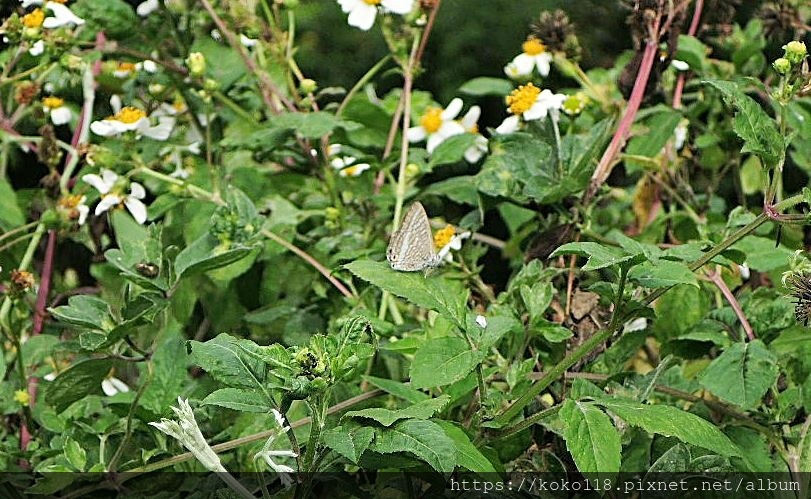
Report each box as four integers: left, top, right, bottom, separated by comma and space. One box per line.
1, 0, 811, 497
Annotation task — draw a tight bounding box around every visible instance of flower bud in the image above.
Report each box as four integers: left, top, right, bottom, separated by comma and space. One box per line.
186, 52, 206, 76
299, 78, 317, 94
783, 41, 807, 65
773, 57, 791, 74
148, 83, 166, 95
203, 78, 219, 92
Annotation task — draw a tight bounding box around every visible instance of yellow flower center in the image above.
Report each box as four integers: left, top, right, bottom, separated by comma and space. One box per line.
363, 0, 382, 4
113, 106, 147, 124
117, 62, 136, 72
420, 108, 444, 134
42, 96, 64, 109
52, 0, 68, 3
14, 390, 30, 406
343, 165, 360, 176
172, 98, 186, 113
522, 38, 546, 56
58, 194, 83, 210
467, 123, 479, 134
433, 224, 455, 249
505, 83, 541, 116
22, 9, 45, 28
562, 94, 585, 116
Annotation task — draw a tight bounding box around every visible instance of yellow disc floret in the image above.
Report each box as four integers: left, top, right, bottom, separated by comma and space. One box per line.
14, 390, 30, 406
22, 9, 45, 28
505, 83, 541, 116
420, 107, 444, 134
522, 38, 546, 56
113, 107, 147, 124
117, 61, 136, 73
363, 0, 382, 4
42, 96, 64, 109
434, 224, 455, 249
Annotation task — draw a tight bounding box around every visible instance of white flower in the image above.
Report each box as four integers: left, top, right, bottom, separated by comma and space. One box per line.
739, 263, 750, 281
82, 169, 148, 224
475, 315, 487, 328
459, 105, 488, 163
28, 40, 45, 56
240, 34, 258, 48
337, 0, 414, 31
255, 412, 297, 488
407, 98, 466, 153
527, 89, 566, 122
622, 318, 648, 333
20, 0, 43, 7
507, 38, 553, 78
328, 143, 371, 177
42, 96, 71, 125
136, 0, 160, 17
674, 119, 689, 150
90, 104, 175, 141
43, 2, 85, 28
496, 84, 566, 134
210, 29, 222, 41
136, 59, 158, 73
435, 226, 471, 263
101, 376, 130, 396
671, 59, 690, 71
150, 398, 227, 473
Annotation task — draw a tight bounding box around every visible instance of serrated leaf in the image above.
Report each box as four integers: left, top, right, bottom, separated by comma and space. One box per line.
322, 424, 375, 463
704, 80, 784, 166
64, 438, 87, 471
371, 419, 457, 473
48, 295, 115, 331
435, 420, 497, 474
362, 376, 429, 404
201, 388, 273, 413
593, 398, 741, 456
560, 399, 621, 474
45, 359, 112, 412
550, 242, 642, 271
628, 260, 698, 288
409, 337, 485, 389
344, 260, 467, 326
345, 395, 449, 427
173, 233, 255, 279
188, 334, 272, 396
698, 339, 778, 410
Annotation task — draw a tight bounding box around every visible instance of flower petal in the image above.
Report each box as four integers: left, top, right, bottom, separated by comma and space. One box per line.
346, 3, 377, 30
136, 0, 160, 17
96, 194, 122, 215
381, 0, 414, 14
511, 53, 535, 76
495, 115, 520, 135
129, 182, 146, 200
440, 98, 463, 120
406, 126, 427, 143
28, 40, 45, 56
50, 106, 71, 125
124, 197, 148, 224
43, 2, 85, 28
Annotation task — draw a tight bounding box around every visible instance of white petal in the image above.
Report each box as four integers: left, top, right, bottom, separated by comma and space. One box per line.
346, 4, 377, 30
622, 318, 648, 333
327, 143, 343, 156
109, 377, 130, 393
504, 62, 523, 79
140, 117, 174, 140
136, 0, 160, 17
125, 197, 148, 224
495, 115, 520, 135
671, 59, 689, 71
101, 169, 120, 188
337, 0, 360, 13
435, 120, 465, 140
101, 379, 118, 396
110, 95, 123, 114
426, 133, 446, 154
511, 53, 535, 76
381, 0, 413, 15
338, 163, 370, 177
464, 144, 484, 163
140, 59, 158, 73
522, 101, 549, 121
331, 157, 348, 169
170, 165, 190, 179
95, 195, 122, 215
77, 204, 89, 225
129, 182, 146, 200
186, 142, 201, 155
82, 173, 112, 194
28, 40, 45, 56
50, 106, 71, 125
475, 315, 487, 328
534, 52, 553, 77
43, 2, 85, 28
460, 106, 481, 131
21, 0, 44, 7
441, 98, 463, 120
406, 126, 427, 143
240, 34, 258, 48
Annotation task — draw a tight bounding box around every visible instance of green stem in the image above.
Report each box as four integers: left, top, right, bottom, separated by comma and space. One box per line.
129, 167, 222, 204
212, 92, 257, 125
0, 223, 45, 334
336, 55, 392, 118
0, 221, 39, 246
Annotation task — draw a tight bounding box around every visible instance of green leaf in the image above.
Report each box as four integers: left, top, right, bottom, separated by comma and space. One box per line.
674, 35, 709, 72
49, 295, 115, 331
409, 337, 485, 389
0, 178, 24, 230
458, 77, 514, 96
344, 395, 449, 427
45, 359, 112, 412
322, 424, 375, 464
435, 420, 498, 474
625, 108, 683, 172
362, 376, 429, 404
428, 134, 477, 167
64, 437, 87, 471
628, 260, 698, 288
344, 260, 467, 326
593, 398, 741, 456
201, 388, 274, 413
174, 233, 254, 279
698, 339, 778, 410
105, 222, 168, 292
188, 334, 271, 392
704, 80, 784, 166
371, 419, 457, 473
559, 399, 621, 473
550, 242, 641, 271
520, 282, 554, 324
423, 176, 480, 205
732, 236, 792, 272
648, 444, 691, 472
72, 0, 138, 39
270, 112, 357, 139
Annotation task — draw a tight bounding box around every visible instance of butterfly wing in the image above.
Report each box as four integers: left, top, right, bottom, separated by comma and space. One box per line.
387, 202, 438, 271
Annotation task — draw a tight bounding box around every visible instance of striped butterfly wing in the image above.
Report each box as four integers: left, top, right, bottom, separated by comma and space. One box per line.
386, 202, 439, 271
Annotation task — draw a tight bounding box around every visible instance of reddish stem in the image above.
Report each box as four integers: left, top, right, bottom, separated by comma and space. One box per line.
705, 267, 755, 341
584, 15, 662, 202
673, 0, 704, 109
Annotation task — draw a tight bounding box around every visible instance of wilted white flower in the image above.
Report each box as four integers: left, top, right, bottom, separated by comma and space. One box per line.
149, 398, 226, 472
43, 2, 85, 28
739, 263, 750, 281
101, 375, 130, 396
136, 0, 160, 17
57, 194, 89, 226
337, 0, 414, 31
82, 169, 148, 224
674, 119, 689, 150
255, 409, 297, 488
136, 59, 158, 73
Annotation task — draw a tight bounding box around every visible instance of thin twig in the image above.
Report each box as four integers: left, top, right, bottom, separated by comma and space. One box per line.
705, 266, 755, 341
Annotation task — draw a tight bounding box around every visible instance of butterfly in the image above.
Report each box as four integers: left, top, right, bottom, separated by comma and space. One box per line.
386, 202, 442, 272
